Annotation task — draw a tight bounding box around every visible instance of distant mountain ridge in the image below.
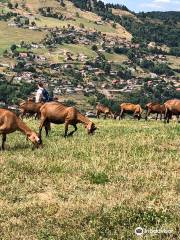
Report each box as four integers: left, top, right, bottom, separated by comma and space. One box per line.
138, 11, 180, 22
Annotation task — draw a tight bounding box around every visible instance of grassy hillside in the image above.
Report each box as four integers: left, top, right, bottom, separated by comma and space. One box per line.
11, 0, 61, 12
0, 119, 179, 239
35, 16, 130, 37
0, 0, 179, 105
104, 52, 128, 63
32, 43, 97, 63
112, 8, 139, 21
10, 0, 131, 40
0, 0, 132, 57
0, 21, 45, 55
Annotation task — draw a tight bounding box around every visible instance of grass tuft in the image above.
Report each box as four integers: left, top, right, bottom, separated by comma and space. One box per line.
85, 171, 110, 185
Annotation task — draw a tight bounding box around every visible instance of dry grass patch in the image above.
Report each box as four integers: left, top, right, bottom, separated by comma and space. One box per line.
104, 52, 128, 63
11, 0, 60, 13
167, 55, 180, 70
112, 8, 139, 20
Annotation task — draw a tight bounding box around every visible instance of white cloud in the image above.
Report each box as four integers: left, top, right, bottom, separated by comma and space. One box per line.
140, 2, 161, 9
140, 0, 180, 10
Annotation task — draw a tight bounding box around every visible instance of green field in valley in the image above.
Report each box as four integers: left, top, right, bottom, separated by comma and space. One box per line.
0, 119, 179, 239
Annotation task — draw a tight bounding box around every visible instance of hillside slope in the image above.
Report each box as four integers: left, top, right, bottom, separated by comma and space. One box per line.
10, 0, 132, 40
0, 0, 179, 108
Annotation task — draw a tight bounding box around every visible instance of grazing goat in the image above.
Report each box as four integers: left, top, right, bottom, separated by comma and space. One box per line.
118, 103, 143, 120
19, 101, 44, 119
145, 102, 165, 121
96, 103, 114, 119
39, 102, 97, 140
0, 109, 41, 150
164, 99, 180, 123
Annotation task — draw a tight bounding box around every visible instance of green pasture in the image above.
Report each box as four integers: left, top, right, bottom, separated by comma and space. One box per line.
0, 119, 179, 239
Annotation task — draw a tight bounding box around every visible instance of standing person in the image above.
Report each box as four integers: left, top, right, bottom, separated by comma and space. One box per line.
35, 82, 44, 103
35, 82, 50, 103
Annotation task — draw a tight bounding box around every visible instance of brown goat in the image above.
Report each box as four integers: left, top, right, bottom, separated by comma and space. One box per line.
0, 109, 41, 150
39, 102, 97, 140
164, 99, 180, 123
19, 101, 44, 119
118, 103, 143, 120
145, 102, 165, 121
96, 103, 114, 119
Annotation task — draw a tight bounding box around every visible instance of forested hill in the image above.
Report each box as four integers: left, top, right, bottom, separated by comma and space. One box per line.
71, 0, 180, 54
138, 11, 180, 22
135, 11, 180, 49
71, 0, 130, 12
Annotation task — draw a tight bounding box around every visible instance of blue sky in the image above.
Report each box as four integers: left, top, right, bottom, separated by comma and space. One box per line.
103, 0, 180, 12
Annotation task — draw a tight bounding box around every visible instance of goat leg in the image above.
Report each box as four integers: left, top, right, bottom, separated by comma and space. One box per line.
64, 122, 69, 138
120, 109, 123, 120
177, 114, 180, 123
156, 113, 158, 120
160, 113, 162, 121
2, 134, 6, 151
145, 110, 150, 121
20, 111, 25, 119
67, 125, 77, 137
45, 121, 50, 137
38, 118, 46, 142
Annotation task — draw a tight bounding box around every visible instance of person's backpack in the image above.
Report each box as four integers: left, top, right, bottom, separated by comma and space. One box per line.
42, 88, 50, 102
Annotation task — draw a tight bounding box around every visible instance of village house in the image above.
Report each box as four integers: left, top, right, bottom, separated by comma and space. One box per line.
110, 71, 118, 76
35, 55, 47, 62
19, 52, 28, 59
112, 79, 120, 85
75, 87, 84, 94
95, 21, 104, 25
94, 69, 105, 76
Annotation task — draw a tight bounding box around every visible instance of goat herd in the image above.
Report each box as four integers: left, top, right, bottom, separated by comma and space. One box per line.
96, 99, 180, 122
0, 99, 179, 150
